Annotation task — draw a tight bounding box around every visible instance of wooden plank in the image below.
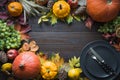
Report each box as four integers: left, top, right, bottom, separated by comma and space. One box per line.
29, 32, 102, 55
29, 32, 102, 45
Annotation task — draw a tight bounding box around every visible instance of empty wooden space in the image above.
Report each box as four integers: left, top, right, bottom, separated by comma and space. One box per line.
29, 17, 102, 60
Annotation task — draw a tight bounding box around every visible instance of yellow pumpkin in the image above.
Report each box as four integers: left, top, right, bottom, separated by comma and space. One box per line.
41, 61, 58, 80
52, 1, 70, 18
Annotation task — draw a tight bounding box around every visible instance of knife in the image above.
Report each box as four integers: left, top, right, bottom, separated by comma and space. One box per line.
88, 47, 116, 75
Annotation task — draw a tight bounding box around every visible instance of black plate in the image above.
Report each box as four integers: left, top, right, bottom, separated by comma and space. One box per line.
80, 40, 120, 80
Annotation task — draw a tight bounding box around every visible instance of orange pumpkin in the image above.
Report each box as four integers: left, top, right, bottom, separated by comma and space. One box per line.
12, 52, 41, 79
7, 2, 23, 17
86, 0, 120, 22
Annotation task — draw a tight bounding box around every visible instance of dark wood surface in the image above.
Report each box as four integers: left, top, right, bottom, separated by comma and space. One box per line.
29, 17, 102, 61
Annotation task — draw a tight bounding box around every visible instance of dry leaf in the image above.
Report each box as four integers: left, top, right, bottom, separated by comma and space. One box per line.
30, 45, 39, 52
18, 40, 39, 53
22, 42, 30, 51
14, 24, 31, 40
0, 51, 8, 63
51, 53, 64, 68
85, 17, 93, 30
112, 44, 120, 51
37, 52, 48, 64
29, 40, 36, 47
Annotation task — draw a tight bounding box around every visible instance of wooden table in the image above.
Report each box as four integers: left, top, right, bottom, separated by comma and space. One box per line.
29, 17, 102, 61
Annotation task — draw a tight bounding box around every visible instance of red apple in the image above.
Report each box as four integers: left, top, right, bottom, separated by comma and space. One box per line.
67, 0, 78, 9
7, 49, 18, 60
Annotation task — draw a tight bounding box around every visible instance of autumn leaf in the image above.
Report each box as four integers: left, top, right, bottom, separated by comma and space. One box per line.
38, 15, 49, 24
66, 14, 73, 24
18, 40, 39, 53
50, 14, 57, 25
85, 17, 94, 30
0, 12, 9, 20
50, 53, 64, 68
112, 44, 120, 51
72, 15, 81, 21
102, 33, 112, 39
14, 24, 31, 40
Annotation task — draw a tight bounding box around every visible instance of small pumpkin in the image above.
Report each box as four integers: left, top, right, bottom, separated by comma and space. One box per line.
41, 61, 58, 80
12, 52, 41, 79
52, 1, 70, 18
7, 2, 23, 17
86, 0, 120, 22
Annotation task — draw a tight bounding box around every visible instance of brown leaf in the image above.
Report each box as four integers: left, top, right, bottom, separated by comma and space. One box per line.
18, 40, 39, 53
20, 33, 30, 40
14, 24, 21, 31
30, 45, 39, 52
29, 40, 36, 47
85, 17, 93, 30
29, 40, 39, 52
22, 42, 30, 51
102, 33, 111, 39
20, 25, 31, 34
14, 24, 31, 40
112, 44, 120, 51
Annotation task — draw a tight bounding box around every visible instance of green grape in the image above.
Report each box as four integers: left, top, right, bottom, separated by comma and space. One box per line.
0, 20, 21, 50
6, 46, 10, 49
0, 40, 4, 50
0, 33, 4, 37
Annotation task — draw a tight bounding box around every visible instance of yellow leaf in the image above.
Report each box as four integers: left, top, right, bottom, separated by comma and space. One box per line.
50, 14, 57, 25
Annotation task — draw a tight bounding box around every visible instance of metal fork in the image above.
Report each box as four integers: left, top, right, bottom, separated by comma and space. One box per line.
90, 54, 116, 76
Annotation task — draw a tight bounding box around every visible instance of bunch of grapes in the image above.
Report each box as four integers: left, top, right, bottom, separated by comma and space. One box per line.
0, 20, 21, 50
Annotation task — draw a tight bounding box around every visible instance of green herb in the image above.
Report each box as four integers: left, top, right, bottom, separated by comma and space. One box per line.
98, 16, 120, 33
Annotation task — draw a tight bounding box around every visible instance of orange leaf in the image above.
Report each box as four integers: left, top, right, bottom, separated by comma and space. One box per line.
14, 24, 31, 40
20, 33, 30, 40
14, 24, 21, 31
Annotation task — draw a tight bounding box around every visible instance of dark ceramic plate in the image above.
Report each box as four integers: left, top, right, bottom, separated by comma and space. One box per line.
80, 40, 120, 80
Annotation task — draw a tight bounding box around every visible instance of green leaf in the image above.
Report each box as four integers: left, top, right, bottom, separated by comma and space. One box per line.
38, 15, 48, 24
66, 15, 73, 24
73, 15, 81, 21
42, 18, 49, 22
50, 14, 57, 25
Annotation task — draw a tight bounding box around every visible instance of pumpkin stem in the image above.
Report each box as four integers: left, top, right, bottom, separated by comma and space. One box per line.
59, 4, 62, 9
46, 69, 50, 73
19, 63, 24, 69
107, 0, 112, 5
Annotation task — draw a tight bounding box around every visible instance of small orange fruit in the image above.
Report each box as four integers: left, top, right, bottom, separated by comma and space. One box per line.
8, 2, 23, 17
